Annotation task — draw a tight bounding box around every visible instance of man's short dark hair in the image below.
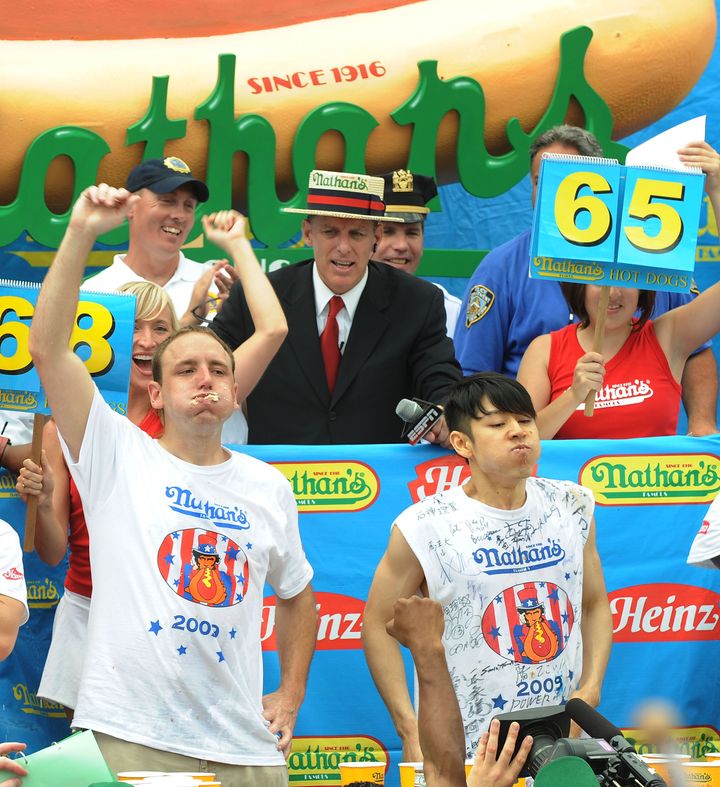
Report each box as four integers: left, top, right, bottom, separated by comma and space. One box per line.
529, 125, 604, 162
560, 283, 656, 331
445, 373, 536, 436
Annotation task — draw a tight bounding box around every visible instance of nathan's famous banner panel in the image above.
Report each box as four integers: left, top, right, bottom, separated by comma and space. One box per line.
2, 437, 720, 774
0, 282, 135, 416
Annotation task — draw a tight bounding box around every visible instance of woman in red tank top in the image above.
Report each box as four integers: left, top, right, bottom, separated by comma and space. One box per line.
518, 145, 720, 439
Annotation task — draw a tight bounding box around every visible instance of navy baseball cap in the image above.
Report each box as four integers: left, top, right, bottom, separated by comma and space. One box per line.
126, 156, 209, 202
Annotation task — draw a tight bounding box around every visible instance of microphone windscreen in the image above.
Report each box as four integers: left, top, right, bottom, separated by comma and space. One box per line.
534, 756, 599, 787
565, 698, 623, 741
396, 398, 424, 422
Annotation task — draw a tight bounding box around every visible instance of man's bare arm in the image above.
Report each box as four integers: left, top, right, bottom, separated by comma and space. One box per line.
263, 583, 317, 757
29, 186, 137, 460
572, 517, 613, 712
386, 597, 466, 787
682, 349, 718, 436
362, 526, 426, 760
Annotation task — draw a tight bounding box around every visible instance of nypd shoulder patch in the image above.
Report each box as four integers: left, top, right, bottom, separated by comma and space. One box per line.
466, 284, 495, 328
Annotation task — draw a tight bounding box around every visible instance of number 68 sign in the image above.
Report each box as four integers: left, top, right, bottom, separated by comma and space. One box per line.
530, 154, 705, 292
0, 282, 135, 415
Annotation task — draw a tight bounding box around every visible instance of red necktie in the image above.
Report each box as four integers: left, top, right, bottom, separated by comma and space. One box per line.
320, 295, 344, 394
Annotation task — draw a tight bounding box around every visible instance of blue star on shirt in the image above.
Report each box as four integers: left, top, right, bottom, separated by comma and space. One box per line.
246, 542, 253, 550
149, 620, 163, 636
489, 626, 501, 641
217, 651, 225, 663
177, 645, 187, 655
163, 553, 175, 566
235, 593, 244, 603
565, 572, 571, 580
226, 547, 239, 561
229, 628, 237, 640
172, 531, 180, 540
495, 595, 503, 604
561, 611, 569, 624
507, 647, 515, 656
221, 535, 228, 542
548, 588, 560, 602
492, 695, 508, 710
173, 579, 180, 588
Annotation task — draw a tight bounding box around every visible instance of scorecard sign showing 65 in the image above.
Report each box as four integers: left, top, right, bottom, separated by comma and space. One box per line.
0, 282, 135, 415
530, 153, 705, 292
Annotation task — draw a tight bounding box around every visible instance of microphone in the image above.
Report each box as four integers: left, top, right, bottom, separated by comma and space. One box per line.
395, 398, 443, 445
565, 698, 668, 787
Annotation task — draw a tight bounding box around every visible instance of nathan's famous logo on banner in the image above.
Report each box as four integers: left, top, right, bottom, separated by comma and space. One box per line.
272, 461, 379, 512
262, 592, 363, 651
289, 735, 388, 785
623, 726, 720, 760
27, 578, 61, 610
609, 583, 720, 642
579, 453, 720, 505
408, 454, 471, 502
13, 683, 66, 719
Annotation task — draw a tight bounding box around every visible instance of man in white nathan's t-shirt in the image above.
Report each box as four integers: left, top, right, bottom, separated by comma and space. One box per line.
30, 184, 317, 787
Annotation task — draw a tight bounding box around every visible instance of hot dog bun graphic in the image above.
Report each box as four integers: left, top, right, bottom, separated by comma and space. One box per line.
1, 0, 715, 208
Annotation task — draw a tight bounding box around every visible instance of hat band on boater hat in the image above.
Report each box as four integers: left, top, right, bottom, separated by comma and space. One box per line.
283, 169, 403, 222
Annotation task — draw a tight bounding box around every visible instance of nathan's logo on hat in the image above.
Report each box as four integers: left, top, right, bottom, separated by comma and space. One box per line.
163, 156, 191, 174
283, 169, 403, 222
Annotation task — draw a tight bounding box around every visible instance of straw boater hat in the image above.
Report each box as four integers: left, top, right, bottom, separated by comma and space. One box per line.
380, 170, 438, 224
284, 169, 403, 222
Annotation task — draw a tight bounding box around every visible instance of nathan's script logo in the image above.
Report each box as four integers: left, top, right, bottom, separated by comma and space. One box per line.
580, 453, 720, 505
482, 580, 575, 665
272, 461, 379, 512
157, 528, 249, 608
289, 735, 388, 786
473, 538, 565, 574
165, 485, 250, 530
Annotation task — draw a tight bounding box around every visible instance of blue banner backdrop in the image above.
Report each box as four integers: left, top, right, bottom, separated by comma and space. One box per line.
2, 436, 719, 779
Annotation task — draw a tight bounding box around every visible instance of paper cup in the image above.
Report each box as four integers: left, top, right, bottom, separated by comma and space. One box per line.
338, 761, 386, 785
399, 762, 425, 787
682, 761, 720, 785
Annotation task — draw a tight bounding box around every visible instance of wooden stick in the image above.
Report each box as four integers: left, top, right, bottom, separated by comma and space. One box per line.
583, 287, 610, 417
23, 413, 46, 553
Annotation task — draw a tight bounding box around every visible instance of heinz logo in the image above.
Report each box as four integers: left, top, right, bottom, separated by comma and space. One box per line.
579, 453, 720, 505
408, 455, 471, 502
271, 461, 379, 512
609, 583, 720, 642
262, 592, 364, 650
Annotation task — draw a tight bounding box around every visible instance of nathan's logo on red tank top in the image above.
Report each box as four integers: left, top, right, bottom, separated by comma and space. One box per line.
481, 581, 575, 664
262, 592, 364, 650
408, 455, 470, 502
609, 583, 720, 642
573, 379, 654, 411
579, 453, 720, 505
157, 528, 250, 608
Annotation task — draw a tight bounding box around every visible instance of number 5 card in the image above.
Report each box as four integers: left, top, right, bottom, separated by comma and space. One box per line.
0, 281, 135, 416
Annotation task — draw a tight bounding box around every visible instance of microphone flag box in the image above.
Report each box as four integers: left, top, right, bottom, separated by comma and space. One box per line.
407, 404, 443, 445
529, 153, 704, 293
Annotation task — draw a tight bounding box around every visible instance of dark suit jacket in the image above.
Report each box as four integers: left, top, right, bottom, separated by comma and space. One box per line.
211, 259, 462, 444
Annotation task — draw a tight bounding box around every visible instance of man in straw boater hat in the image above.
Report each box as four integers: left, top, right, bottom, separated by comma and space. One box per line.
211, 170, 462, 444
374, 169, 462, 336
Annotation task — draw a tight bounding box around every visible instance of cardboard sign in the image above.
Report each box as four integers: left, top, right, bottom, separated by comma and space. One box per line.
0, 281, 135, 415
530, 154, 705, 292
